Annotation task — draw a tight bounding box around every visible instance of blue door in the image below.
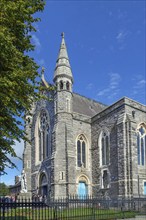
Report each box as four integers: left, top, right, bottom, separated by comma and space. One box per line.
78, 182, 88, 197
144, 182, 146, 195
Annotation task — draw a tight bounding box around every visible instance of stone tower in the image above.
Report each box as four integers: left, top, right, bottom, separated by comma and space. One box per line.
52, 33, 76, 198
23, 104, 35, 194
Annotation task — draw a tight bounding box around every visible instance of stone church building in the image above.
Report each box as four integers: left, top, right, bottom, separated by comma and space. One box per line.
23, 34, 146, 199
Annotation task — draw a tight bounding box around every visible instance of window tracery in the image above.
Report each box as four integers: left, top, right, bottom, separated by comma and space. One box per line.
39, 110, 50, 161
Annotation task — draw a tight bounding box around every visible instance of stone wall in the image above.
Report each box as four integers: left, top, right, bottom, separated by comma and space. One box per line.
91, 97, 146, 198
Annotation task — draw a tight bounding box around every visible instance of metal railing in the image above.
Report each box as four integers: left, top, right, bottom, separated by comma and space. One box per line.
0, 196, 146, 219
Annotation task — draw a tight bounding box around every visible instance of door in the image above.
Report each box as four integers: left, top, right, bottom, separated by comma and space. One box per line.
144, 182, 146, 195
78, 182, 88, 197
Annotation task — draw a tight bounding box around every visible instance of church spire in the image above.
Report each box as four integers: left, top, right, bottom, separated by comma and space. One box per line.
53, 33, 73, 83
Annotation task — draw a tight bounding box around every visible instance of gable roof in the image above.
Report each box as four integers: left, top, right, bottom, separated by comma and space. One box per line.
73, 93, 107, 117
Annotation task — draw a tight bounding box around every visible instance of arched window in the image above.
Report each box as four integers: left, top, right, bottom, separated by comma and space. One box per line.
59, 81, 63, 90
77, 135, 87, 168
66, 81, 70, 91
137, 125, 146, 166
39, 110, 50, 161
100, 131, 110, 166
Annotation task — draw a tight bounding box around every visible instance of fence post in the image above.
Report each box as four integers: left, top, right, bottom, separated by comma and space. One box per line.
92, 198, 96, 220
121, 199, 125, 219
54, 205, 57, 220
2, 199, 5, 220
94, 200, 96, 220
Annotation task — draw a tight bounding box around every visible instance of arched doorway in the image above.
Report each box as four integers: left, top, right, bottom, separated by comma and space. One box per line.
39, 173, 48, 197
77, 176, 88, 197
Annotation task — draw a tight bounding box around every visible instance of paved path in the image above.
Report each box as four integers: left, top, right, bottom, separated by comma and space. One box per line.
118, 216, 146, 220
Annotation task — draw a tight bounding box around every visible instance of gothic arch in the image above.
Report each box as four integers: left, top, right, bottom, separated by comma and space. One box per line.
37, 171, 48, 197
98, 128, 110, 167
76, 174, 90, 196
137, 122, 146, 130
76, 134, 89, 168
76, 174, 90, 184
137, 123, 146, 166
35, 109, 50, 164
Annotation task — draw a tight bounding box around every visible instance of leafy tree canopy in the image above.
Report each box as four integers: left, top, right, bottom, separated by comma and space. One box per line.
0, 182, 10, 196
0, 0, 48, 174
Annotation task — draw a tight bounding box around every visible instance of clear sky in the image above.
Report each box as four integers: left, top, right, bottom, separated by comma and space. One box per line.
1, 0, 145, 186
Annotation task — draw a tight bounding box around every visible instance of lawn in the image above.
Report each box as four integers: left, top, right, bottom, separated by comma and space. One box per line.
1, 207, 137, 220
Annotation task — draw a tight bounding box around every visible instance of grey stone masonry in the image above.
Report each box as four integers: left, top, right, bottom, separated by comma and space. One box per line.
91, 97, 146, 198
22, 35, 146, 200
23, 102, 36, 193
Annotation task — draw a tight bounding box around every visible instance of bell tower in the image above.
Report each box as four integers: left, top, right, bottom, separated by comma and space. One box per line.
52, 33, 75, 198
53, 32, 73, 114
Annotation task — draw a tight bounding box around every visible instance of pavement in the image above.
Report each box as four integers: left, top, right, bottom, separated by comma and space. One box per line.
118, 216, 146, 220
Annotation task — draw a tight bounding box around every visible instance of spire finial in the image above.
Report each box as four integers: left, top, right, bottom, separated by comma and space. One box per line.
61, 32, 65, 38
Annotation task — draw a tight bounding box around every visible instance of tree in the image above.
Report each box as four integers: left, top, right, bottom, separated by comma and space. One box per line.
0, 183, 10, 196
0, 0, 48, 174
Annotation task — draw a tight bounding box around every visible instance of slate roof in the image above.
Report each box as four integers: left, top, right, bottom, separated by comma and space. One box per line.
73, 93, 107, 117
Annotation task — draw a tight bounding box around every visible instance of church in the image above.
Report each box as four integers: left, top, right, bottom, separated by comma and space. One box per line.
23, 33, 146, 199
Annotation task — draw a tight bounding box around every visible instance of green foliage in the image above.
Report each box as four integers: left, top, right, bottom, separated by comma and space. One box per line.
0, 0, 46, 174
0, 182, 9, 196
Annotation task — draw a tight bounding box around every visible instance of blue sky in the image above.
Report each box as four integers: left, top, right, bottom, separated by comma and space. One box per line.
1, 0, 145, 186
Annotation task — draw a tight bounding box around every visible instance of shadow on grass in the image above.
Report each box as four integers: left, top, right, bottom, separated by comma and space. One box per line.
1, 217, 27, 220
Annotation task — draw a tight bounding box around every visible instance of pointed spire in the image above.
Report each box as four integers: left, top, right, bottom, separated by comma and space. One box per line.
41, 66, 49, 88
53, 33, 73, 83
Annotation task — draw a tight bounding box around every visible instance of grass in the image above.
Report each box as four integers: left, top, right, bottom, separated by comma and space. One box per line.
1, 207, 137, 220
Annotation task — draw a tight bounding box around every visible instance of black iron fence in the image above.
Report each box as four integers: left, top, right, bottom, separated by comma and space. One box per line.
0, 196, 146, 220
